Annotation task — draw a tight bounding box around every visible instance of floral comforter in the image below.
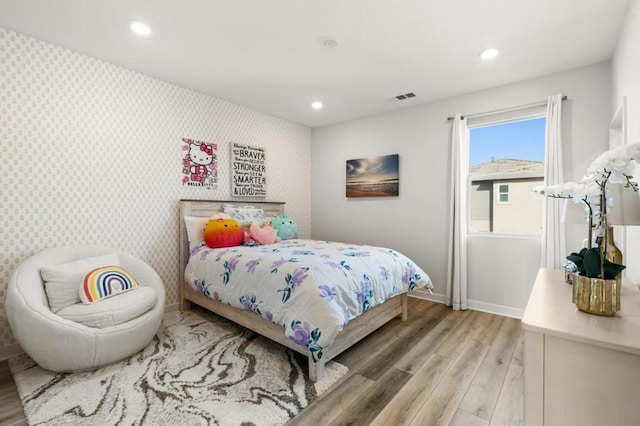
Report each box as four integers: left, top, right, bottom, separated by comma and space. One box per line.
185, 239, 433, 362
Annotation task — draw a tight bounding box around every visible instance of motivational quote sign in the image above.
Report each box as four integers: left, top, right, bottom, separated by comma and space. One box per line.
231, 143, 267, 197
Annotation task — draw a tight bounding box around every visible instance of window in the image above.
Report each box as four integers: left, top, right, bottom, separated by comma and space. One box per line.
468, 114, 546, 235
498, 184, 509, 204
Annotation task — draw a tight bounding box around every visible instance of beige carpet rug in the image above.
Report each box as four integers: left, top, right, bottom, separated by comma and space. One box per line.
9, 309, 347, 425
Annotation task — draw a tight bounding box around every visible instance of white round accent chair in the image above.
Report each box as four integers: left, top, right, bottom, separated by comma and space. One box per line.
6, 246, 165, 372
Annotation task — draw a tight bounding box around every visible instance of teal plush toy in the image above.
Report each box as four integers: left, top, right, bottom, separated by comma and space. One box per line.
272, 214, 298, 240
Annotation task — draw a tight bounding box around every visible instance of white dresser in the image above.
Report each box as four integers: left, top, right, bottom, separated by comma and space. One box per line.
522, 268, 640, 426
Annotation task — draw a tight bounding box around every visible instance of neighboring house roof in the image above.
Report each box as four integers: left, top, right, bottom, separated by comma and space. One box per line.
470, 158, 544, 181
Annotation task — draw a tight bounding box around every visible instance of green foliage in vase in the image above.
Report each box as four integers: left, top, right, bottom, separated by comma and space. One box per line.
566, 248, 626, 280
582, 248, 601, 277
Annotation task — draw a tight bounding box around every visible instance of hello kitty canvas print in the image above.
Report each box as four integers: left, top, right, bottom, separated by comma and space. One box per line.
182, 138, 218, 189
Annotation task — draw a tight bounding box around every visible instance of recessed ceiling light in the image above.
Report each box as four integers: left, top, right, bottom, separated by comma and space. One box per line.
318, 36, 338, 49
480, 48, 499, 61
129, 20, 152, 36
311, 101, 323, 110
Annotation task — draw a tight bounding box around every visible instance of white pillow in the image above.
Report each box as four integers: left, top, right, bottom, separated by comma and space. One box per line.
184, 216, 209, 251
40, 253, 120, 313
57, 286, 157, 328
223, 204, 265, 226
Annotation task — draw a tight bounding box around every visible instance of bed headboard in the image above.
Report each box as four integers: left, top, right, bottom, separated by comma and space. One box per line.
178, 199, 285, 290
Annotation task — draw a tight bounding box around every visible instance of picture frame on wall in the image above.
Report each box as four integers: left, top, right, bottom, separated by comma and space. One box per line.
181, 138, 218, 189
230, 143, 267, 198
346, 154, 399, 197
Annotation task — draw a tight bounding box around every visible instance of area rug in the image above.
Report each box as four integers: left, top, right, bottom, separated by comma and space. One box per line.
8, 309, 347, 425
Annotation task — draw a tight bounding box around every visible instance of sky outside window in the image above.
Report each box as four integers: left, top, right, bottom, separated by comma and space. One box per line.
469, 117, 546, 165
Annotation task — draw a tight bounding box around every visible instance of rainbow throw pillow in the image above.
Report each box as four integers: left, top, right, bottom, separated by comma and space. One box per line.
80, 266, 139, 304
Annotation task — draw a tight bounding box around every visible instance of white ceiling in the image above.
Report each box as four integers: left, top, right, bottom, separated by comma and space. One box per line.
0, 0, 631, 128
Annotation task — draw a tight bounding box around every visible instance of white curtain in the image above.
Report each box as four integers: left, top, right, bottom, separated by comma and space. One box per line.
541, 94, 566, 268
446, 114, 468, 310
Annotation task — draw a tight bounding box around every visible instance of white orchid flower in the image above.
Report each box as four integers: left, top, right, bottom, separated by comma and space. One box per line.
582, 181, 603, 197
587, 143, 640, 176
535, 144, 639, 270
533, 182, 572, 197
533, 181, 600, 200
621, 143, 640, 162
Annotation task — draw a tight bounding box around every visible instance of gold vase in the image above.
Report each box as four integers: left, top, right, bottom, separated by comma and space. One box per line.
572, 273, 621, 316
601, 226, 623, 264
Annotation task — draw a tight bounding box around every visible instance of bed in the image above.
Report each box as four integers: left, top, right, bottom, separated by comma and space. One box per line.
179, 199, 433, 381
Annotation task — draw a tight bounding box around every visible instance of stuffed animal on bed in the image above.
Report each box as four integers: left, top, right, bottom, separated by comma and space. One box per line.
249, 221, 277, 245
272, 214, 298, 240
204, 217, 243, 248
241, 223, 257, 246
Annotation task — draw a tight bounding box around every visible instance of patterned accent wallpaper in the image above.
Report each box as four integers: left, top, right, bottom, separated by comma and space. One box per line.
0, 28, 312, 351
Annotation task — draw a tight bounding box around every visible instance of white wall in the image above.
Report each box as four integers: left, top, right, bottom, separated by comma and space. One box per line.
311, 62, 611, 317
0, 28, 312, 356
613, 0, 640, 285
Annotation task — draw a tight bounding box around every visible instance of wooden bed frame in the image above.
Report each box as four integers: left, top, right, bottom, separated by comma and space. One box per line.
179, 199, 408, 382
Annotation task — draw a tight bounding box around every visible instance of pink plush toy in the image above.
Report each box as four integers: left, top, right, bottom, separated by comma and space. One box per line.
242, 223, 255, 246
249, 222, 277, 245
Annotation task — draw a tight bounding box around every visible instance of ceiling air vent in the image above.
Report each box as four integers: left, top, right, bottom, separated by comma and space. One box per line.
388, 92, 416, 102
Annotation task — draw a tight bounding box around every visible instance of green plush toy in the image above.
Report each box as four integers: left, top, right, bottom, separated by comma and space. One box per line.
272, 214, 298, 240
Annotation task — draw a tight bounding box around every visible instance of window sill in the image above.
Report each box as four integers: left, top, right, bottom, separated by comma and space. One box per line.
467, 232, 542, 240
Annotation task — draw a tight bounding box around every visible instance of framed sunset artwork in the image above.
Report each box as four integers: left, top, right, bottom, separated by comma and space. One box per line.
346, 154, 399, 197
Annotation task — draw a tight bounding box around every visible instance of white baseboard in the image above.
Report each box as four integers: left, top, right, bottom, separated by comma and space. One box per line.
409, 290, 524, 319
409, 289, 448, 304
0, 343, 23, 361
467, 300, 524, 319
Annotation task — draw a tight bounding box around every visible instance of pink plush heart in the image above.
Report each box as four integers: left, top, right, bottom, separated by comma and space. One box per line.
249, 223, 277, 245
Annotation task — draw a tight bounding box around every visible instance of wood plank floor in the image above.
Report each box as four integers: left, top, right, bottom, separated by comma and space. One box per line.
289, 298, 524, 426
0, 355, 27, 426
0, 298, 523, 426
